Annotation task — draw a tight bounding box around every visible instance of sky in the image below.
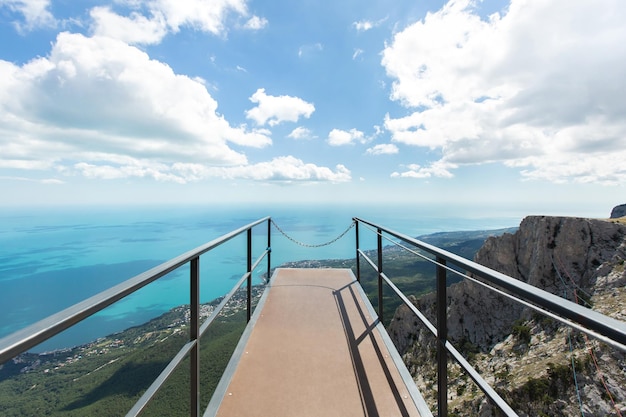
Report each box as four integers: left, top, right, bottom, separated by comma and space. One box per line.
0, 0, 625, 216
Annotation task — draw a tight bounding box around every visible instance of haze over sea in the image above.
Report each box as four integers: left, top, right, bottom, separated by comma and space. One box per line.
0, 204, 522, 352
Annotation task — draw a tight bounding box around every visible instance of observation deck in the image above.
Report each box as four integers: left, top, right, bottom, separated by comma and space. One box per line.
207, 268, 426, 417
1, 216, 625, 417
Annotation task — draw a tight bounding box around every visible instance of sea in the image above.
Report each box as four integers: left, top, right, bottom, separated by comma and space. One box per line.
0, 204, 522, 352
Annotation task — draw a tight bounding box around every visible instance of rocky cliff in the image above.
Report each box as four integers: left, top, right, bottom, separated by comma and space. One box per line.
388, 216, 626, 416
611, 204, 626, 219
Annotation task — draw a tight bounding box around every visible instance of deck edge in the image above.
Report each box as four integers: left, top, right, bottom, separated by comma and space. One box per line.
202, 269, 276, 417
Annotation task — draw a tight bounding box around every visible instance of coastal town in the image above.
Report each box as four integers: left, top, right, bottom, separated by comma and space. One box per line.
1, 285, 266, 380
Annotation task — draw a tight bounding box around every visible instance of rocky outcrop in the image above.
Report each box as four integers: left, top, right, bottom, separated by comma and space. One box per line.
388, 215, 626, 416
611, 204, 626, 219
390, 216, 626, 351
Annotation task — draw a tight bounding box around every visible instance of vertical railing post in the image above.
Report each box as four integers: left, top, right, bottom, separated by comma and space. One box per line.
377, 228, 383, 324
190, 257, 200, 417
355, 220, 361, 282
436, 257, 448, 417
267, 218, 271, 283
247, 228, 252, 323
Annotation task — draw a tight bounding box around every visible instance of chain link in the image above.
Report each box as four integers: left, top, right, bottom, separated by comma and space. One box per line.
271, 219, 355, 248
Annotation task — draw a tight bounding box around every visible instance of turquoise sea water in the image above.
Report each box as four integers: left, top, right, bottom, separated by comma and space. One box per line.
0, 204, 521, 351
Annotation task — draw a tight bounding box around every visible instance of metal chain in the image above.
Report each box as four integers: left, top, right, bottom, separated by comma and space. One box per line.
271, 219, 355, 248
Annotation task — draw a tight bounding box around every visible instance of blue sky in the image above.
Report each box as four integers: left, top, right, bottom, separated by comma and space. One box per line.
0, 0, 624, 216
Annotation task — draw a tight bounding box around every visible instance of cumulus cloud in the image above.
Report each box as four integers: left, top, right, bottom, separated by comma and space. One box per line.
288, 127, 315, 140
0, 32, 273, 181
153, 0, 247, 34
382, 0, 626, 184
68, 155, 351, 184
74, 160, 187, 182
243, 15, 268, 30
327, 128, 366, 146
353, 17, 386, 32
246, 88, 315, 126
170, 156, 351, 183
90, 6, 168, 45
0, 0, 56, 31
87, 0, 265, 44
366, 144, 398, 155
391, 161, 456, 179
353, 20, 373, 32
215, 156, 351, 182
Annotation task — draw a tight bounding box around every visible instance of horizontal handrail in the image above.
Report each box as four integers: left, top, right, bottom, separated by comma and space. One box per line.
4, 215, 623, 417
199, 250, 269, 339
378, 267, 517, 415
354, 217, 626, 349
354, 217, 626, 417
127, 248, 270, 417
0, 216, 270, 366
358, 242, 518, 416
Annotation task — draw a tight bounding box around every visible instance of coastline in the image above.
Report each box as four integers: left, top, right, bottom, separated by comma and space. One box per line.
1, 285, 266, 379
0, 206, 521, 351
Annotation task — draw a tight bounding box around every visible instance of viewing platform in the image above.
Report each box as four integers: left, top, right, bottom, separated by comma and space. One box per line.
206, 268, 427, 417
1, 216, 624, 417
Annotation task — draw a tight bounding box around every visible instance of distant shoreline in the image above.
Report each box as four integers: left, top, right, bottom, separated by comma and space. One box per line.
2, 222, 518, 354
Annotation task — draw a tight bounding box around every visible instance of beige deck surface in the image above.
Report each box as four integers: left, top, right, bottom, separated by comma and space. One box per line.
212, 268, 422, 417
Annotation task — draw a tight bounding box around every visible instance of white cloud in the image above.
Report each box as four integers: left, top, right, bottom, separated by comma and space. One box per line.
366, 144, 398, 155
149, 0, 247, 34
246, 88, 315, 126
327, 128, 366, 146
75, 160, 189, 183
288, 127, 314, 140
352, 48, 364, 60
61, 154, 352, 184
215, 156, 351, 182
353, 20, 373, 32
90, 6, 168, 45
243, 15, 268, 30
0, 32, 272, 181
353, 17, 386, 32
0, 0, 56, 31
171, 156, 351, 183
382, 0, 626, 184
391, 161, 456, 179
509, 150, 626, 186
87, 0, 260, 44
0, 175, 63, 184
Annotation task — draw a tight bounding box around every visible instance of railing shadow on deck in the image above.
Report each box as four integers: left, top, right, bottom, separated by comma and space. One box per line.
334, 280, 414, 417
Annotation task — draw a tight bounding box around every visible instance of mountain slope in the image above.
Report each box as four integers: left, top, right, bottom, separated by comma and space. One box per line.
388, 216, 626, 416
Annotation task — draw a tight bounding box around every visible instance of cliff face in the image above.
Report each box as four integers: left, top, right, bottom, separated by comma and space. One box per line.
390, 216, 626, 351
611, 204, 626, 219
388, 216, 626, 416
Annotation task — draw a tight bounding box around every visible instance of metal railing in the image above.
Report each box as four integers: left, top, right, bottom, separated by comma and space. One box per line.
3, 216, 626, 417
0, 216, 272, 417
353, 217, 626, 417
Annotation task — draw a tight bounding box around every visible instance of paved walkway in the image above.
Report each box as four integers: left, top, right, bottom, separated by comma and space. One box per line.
207, 268, 426, 417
